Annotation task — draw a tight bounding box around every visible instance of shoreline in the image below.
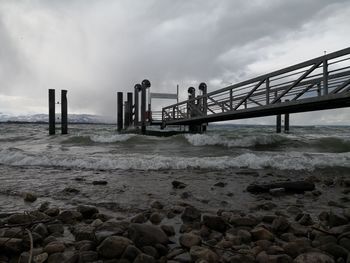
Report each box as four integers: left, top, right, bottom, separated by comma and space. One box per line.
1, 166, 350, 262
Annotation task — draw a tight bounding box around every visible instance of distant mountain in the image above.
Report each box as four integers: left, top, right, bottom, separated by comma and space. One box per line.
0, 113, 114, 124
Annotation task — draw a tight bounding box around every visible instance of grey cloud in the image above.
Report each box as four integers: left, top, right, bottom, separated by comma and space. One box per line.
0, 0, 349, 123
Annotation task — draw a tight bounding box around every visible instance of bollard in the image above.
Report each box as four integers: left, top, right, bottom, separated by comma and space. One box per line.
117, 92, 123, 131
61, 90, 68, 134
49, 89, 55, 135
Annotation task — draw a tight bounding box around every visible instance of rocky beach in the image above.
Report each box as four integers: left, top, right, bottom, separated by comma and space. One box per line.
1, 167, 350, 263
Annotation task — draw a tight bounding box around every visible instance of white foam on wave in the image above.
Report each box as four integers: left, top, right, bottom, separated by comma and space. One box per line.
90, 134, 135, 143
184, 133, 284, 148
0, 149, 349, 171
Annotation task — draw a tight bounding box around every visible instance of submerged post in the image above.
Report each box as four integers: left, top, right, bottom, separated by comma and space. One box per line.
134, 84, 141, 126
49, 89, 55, 135
141, 79, 151, 134
276, 114, 282, 133
284, 113, 290, 133
61, 90, 68, 134
117, 92, 123, 131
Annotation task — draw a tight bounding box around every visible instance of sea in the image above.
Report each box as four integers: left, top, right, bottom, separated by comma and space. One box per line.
0, 123, 349, 217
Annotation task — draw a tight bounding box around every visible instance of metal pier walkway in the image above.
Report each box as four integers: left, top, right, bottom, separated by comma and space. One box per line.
161, 47, 350, 128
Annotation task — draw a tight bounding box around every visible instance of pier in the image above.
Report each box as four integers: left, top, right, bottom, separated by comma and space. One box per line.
118, 47, 350, 134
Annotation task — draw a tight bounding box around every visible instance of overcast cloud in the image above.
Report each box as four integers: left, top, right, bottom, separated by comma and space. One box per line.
0, 0, 350, 124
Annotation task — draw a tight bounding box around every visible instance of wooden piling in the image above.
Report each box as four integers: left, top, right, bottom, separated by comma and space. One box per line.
134, 84, 141, 126
61, 90, 68, 134
124, 100, 130, 128
141, 79, 151, 134
127, 92, 133, 127
48, 89, 55, 135
276, 114, 282, 133
117, 92, 123, 131
284, 113, 290, 133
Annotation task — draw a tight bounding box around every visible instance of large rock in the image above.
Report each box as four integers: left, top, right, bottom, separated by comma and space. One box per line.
251, 227, 274, 241
179, 233, 201, 248
44, 241, 65, 254
77, 205, 99, 219
202, 215, 227, 232
7, 214, 33, 225
33, 223, 49, 238
181, 206, 201, 223
319, 243, 349, 259
72, 224, 95, 241
172, 180, 187, 189
121, 245, 142, 261
272, 216, 290, 233
134, 253, 155, 263
0, 237, 23, 254
328, 211, 349, 227
128, 223, 168, 247
95, 219, 129, 243
294, 252, 335, 263
57, 210, 82, 224
97, 236, 132, 258
189, 246, 218, 263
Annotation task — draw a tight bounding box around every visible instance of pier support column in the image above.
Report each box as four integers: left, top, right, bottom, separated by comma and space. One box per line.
134, 84, 141, 126
284, 113, 290, 133
49, 89, 55, 135
117, 92, 123, 132
124, 92, 133, 129
141, 79, 151, 135
276, 114, 282, 133
61, 90, 68, 135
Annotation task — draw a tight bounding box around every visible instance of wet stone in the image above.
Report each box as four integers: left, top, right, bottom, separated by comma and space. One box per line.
122, 245, 142, 261
161, 225, 175, 236
134, 253, 155, 263
44, 241, 65, 254
150, 200, 164, 209
45, 208, 60, 217
77, 205, 99, 219
97, 236, 132, 259
23, 192, 37, 202
149, 212, 162, 225
172, 180, 187, 189
92, 180, 108, 185
294, 252, 335, 263
181, 206, 201, 223
57, 210, 82, 224
189, 246, 218, 263
128, 223, 168, 247
329, 210, 349, 227
179, 233, 201, 248
202, 214, 227, 232
251, 227, 274, 241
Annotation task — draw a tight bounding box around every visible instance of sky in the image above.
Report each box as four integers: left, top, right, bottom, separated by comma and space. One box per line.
0, 0, 350, 125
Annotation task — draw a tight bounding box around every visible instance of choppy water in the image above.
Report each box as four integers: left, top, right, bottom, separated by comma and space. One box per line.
0, 123, 349, 171
0, 123, 349, 215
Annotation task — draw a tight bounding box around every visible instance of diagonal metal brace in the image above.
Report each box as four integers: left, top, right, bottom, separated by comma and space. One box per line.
272, 62, 322, 104
291, 83, 315, 101
330, 78, 350, 94
208, 96, 230, 112
234, 78, 266, 110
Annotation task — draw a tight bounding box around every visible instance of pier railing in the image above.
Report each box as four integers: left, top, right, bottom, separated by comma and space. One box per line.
162, 47, 350, 125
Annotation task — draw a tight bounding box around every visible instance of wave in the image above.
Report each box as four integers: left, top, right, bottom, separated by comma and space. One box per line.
184, 133, 288, 148
0, 149, 349, 171
62, 134, 135, 144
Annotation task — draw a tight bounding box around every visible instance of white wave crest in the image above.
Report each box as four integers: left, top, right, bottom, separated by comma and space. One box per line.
0, 149, 349, 171
90, 134, 135, 143
184, 133, 284, 147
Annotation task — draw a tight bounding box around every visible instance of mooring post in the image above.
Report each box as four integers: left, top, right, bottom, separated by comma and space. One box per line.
276, 114, 282, 133
134, 84, 141, 126
141, 79, 151, 135
117, 92, 123, 131
284, 99, 290, 133
49, 89, 55, 135
126, 92, 133, 128
284, 113, 290, 133
61, 90, 68, 134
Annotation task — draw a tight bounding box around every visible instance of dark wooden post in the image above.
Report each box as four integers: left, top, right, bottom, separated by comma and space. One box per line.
49, 89, 55, 135
61, 90, 68, 134
127, 92, 133, 127
124, 100, 130, 129
134, 84, 141, 126
284, 113, 290, 133
276, 114, 282, 133
117, 92, 123, 131
284, 99, 289, 133
141, 79, 151, 134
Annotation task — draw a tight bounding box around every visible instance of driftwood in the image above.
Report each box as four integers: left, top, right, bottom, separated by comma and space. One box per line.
246, 180, 315, 194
